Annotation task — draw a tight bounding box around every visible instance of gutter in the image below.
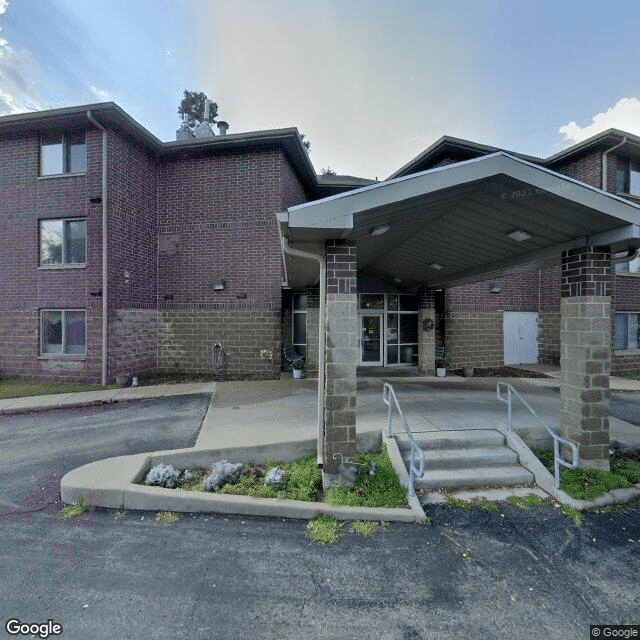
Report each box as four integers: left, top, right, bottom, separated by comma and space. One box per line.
87, 111, 109, 387
279, 234, 326, 469
602, 136, 627, 191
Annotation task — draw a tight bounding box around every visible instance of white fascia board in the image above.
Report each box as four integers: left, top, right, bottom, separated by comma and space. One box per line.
287, 152, 640, 231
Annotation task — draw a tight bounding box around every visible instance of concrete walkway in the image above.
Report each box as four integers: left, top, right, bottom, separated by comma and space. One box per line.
3, 371, 639, 519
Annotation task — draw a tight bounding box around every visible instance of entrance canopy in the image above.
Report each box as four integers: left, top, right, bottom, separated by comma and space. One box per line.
279, 152, 640, 290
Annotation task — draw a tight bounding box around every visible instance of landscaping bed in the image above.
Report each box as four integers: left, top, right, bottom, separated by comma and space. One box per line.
140, 448, 409, 510
535, 447, 640, 501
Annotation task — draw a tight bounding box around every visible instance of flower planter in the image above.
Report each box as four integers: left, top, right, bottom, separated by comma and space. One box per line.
292, 369, 304, 379
436, 368, 446, 377
464, 367, 474, 377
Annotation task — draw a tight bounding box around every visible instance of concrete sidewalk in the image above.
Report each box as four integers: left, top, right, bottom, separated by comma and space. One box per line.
0, 381, 217, 415
5, 371, 639, 520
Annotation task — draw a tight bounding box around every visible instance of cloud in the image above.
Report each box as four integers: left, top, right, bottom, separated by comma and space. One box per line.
0, 0, 8, 15
0, 33, 50, 115
89, 85, 110, 101
559, 98, 640, 144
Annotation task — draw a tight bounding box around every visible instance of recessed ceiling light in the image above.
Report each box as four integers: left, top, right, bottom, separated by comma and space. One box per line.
507, 229, 532, 242
393, 277, 402, 283
429, 262, 444, 271
370, 223, 390, 236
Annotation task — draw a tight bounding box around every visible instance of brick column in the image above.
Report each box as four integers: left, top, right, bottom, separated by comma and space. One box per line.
418, 287, 436, 375
305, 286, 320, 378
323, 241, 358, 487
560, 246, 611, 470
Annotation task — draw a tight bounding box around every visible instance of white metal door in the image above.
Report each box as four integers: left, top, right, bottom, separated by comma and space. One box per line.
503, 312, 538, 365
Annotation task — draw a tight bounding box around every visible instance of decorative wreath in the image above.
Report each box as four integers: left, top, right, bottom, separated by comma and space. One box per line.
422, 318, 435, 332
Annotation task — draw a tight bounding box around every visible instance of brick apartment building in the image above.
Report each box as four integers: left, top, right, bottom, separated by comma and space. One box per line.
1, 102, 640, 389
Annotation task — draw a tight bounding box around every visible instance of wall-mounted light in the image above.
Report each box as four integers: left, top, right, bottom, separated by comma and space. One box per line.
236, 293, 246, 299
370, 223, 390, 236
213, 279, 225, 291
490, 282, 502, 294
507, 229, 531, 242
89, 197, 102, 204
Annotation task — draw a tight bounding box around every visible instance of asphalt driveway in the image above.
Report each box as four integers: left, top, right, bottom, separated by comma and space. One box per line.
0, 392, 638, 639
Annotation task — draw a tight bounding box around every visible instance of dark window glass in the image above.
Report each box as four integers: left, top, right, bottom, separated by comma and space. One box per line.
64, 311, 86, 355
65, 220, 86, 264
67, 132, 87, 173
359, 294, 384, 309
630, 159, 640, 196
399, 295, 418, 311
42, 311, 63, 354
293, 294, 308, 311
400, 315, 418, 344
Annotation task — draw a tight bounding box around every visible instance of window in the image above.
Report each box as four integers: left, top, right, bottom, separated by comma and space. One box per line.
40, 218, 86, 266
40, 131, 87, 176
615, 312, 640, 351
615, 156, 640, 196
41, 310, 86, 356
293, 293, 307, 355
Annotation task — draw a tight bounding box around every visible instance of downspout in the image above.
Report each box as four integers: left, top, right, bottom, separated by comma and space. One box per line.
280, 236, 326, 468
87, 111, 108, 387
602, 136, 627, 192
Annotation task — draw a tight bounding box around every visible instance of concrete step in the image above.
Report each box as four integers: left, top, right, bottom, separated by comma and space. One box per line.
401, 446, 519, 471
419, 486, 549, 505
397, 429, 506, 452
414, 465, 535, 490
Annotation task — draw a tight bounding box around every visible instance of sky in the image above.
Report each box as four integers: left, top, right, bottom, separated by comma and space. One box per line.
1, 0, 639, 180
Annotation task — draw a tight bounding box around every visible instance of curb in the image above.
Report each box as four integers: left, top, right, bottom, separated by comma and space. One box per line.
61, 438, 426, 524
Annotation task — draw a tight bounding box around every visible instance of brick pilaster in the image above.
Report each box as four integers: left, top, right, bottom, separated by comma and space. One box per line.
560, 246, 611, 470
418, 286, 436, 375
323, 241, 357, 485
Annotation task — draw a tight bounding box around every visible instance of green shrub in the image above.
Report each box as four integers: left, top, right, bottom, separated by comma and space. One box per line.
611, 459, 640, 484
323, 447, 408, 509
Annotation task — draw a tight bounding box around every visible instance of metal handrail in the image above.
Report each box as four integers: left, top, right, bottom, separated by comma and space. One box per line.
383, 383, 426, 497
496, 381, 579, 490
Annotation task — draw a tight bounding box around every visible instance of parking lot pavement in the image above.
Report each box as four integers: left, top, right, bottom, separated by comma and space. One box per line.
0, 389, 638, 639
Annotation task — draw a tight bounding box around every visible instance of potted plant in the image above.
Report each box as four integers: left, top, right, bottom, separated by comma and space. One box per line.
291, 360, 305, 379
435, 357, 449, 377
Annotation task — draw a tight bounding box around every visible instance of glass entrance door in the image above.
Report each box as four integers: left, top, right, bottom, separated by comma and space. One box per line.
360, 313, 383, 365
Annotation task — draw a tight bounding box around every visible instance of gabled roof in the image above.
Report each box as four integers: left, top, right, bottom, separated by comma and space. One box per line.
389, 129, 640, 181
282, 151, 640, 290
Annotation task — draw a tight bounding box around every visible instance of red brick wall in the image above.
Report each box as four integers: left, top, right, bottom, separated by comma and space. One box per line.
0, 126, 104, 381
446, 271, 539, 312
550, 151, 602, 188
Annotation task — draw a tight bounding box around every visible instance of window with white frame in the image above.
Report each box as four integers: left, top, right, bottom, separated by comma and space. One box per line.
40, 131, 87, 176
293, 293, 307, 355
40, 218, 86, 266
615, 312, 640, 351
41, 310, 86, 356
616, 156, 640, 197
